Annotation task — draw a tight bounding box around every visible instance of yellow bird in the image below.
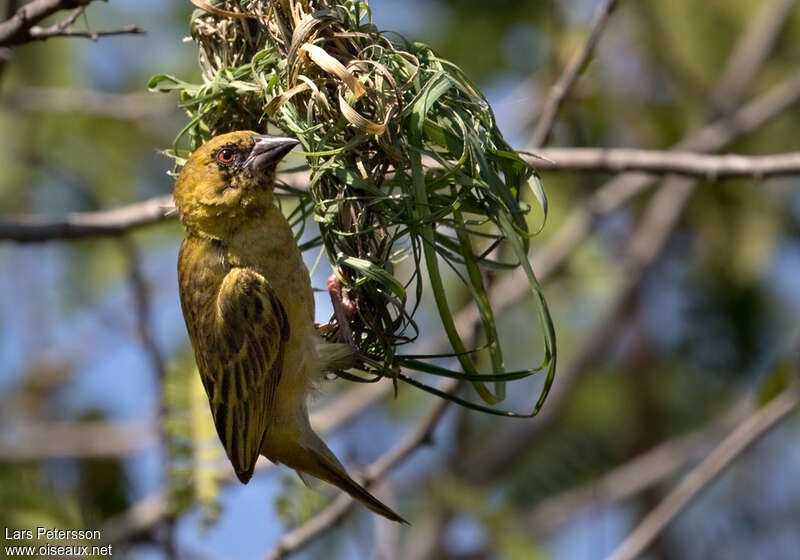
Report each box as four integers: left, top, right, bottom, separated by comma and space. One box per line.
173, 130, 404, 523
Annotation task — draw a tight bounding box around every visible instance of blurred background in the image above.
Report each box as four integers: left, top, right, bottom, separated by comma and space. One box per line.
1, 0, 800, 559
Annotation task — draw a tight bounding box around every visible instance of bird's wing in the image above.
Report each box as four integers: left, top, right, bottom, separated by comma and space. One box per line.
203, 267, 289, 483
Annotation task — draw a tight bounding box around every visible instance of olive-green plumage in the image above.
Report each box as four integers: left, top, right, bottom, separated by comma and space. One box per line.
174, 131, 404, 523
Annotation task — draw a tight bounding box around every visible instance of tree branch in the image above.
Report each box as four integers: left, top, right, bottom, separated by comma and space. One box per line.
0, 0, 90, 46
530, 148, 800, 180
0, 0, 143, 46
28, 23, 144, 41
0, 194, 175, 242
530, 0, 619, 147
606, 385, 800, 560
0, 171, 314, 243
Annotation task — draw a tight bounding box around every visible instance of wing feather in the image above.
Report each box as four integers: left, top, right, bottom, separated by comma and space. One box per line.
202, 267, 289, 483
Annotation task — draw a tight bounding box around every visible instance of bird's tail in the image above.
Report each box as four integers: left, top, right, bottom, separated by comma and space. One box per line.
270, 430, 406, 523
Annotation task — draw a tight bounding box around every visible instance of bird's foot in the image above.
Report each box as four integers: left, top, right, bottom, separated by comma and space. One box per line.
327, 274, 357, 347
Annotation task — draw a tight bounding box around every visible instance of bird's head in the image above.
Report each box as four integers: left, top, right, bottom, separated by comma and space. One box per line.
173, 130, 299, 238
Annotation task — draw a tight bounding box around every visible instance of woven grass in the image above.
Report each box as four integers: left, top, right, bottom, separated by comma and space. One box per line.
151, 0, 556, 416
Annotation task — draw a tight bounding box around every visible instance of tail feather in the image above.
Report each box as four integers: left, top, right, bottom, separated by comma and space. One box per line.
307, 458, 407, 523
271, 432, 406, 523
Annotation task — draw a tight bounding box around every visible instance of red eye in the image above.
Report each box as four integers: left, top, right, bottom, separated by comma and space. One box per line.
217, 149, 235, 164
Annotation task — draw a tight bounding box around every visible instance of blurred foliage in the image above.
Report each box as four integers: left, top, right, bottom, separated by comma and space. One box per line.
74, 411, 132, 520
164, 351, 223, 522
0, 468, 92, 550
275, 474, 331, 526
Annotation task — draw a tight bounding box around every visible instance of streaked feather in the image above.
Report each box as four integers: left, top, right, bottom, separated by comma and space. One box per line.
179, 256, 289, 484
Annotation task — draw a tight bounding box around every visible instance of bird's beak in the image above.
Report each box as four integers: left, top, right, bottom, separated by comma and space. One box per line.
244, 135, 300, 173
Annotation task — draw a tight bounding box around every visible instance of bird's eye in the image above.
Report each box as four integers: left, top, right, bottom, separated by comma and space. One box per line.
217, 149, 235, 164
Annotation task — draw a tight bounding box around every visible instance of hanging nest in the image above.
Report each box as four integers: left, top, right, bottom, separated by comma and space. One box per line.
151, 0, 556, 416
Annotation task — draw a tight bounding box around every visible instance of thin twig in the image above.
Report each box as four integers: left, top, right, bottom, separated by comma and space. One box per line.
0, 0, 143, 44
0, 0, 89, 46
27, 23, 145, 41
266, 380, 461, 560
605, 385, 800, 560
24, 4, 144, 43
529, 148, 800, 180
530, 0, 619, 147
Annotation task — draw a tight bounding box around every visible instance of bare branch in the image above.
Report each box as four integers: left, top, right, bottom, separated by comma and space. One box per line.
0, 0, 90, 46
266, 381, 460, 560
0, 0, 144, 47
122, 239, 167, 384
27, 23, 144, 41
530, 0, 619, 147
606, 385, 800, 560
0, 171, 315, 243
530, 148, 800, 180
0, 194, 175, 242
525, 0, 800, 236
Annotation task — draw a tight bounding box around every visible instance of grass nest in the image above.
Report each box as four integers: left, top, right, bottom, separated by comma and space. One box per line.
151, 0, 556, 416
